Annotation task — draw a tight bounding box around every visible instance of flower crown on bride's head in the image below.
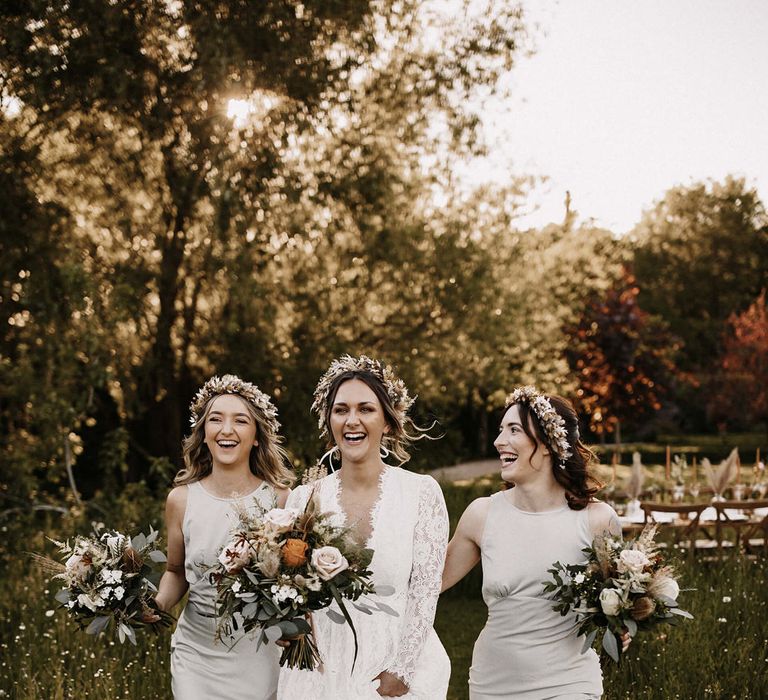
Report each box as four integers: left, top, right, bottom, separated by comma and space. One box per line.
311, 354, 415, 439
189, 374, 280, 435
505, 386, 573, 466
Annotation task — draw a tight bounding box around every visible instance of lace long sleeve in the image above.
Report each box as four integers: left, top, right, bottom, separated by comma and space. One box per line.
387, 477, 449, 686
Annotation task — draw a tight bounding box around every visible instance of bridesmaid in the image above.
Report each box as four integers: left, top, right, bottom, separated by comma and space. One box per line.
154, 375, 293, 700
442, 387, 624, 700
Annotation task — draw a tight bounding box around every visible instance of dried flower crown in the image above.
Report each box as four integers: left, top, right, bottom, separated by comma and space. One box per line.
505, 386, 572, 465
189, 374, 280, 435
311, 354, 414, 439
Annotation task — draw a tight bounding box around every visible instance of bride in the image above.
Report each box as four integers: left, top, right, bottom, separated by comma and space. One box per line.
278, 355, 450, 699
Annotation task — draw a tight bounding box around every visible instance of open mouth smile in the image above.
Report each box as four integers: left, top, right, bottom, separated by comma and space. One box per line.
343, 432, 367, 444
499, 452, 518, 465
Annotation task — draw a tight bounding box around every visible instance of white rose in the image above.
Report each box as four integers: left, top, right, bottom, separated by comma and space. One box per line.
617, 549, 651, 574
311, 546, 349, 581
599, 588, 623, 616
264, 508, 299, 533
574, 573, 586, 585
218, 538, 252, 573
649, 575, 680, 602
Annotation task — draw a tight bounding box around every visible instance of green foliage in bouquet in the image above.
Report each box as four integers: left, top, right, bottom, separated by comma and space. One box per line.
544, 525, 693, 662
212, 493, 396, 670
38, 527, 174, 645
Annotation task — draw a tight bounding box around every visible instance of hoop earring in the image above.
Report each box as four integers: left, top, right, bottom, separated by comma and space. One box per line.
379, 444, 391, 461
320, 445, 341, 472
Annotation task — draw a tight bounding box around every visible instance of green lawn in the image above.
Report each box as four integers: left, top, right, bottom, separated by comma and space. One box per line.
3, 480, 768, 698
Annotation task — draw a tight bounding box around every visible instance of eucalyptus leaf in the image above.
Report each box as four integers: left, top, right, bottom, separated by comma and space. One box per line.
581, 628, 598, 654
242, 602, 259, 619
293, 618, 312, 634
86, 616, 111, 636
624, 618, 638, 637
130, 533, 147, 551
602, 629, 620, 663
670, 607, 694, 619
122, 623, 137, 646
149, 550, 167, 563
278, 620, 300, 638
54, 589, 70, 604
265, 625, 284, 643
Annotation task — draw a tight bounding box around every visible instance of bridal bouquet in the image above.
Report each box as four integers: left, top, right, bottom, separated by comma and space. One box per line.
543, 525, 692, 662
40, 528, 174, 644
211, 494, 393, 670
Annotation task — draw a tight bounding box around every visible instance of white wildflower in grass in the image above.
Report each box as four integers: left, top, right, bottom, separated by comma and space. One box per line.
722, 596, 732, 603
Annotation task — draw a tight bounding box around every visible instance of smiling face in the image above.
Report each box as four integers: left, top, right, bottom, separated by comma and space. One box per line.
203, 394, 259, 469
329, 378, 390, 466
493, 404, 551, 484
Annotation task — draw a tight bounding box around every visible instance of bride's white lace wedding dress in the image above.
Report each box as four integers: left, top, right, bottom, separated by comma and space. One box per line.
277, 466, 450, 700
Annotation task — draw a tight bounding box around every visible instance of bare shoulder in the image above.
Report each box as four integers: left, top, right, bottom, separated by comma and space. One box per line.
166, 485, 189, 518
458, 496, 493, 542
587, 500, 621, 537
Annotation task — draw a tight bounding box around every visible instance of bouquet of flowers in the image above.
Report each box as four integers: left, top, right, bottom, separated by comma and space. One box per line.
543, 525, 693, 662
38, 527, 174, 644
211, 493, 395, 670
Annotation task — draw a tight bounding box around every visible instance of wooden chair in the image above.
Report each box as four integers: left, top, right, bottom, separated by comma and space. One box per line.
713, 499, 768, 554
639, 503, 711, 556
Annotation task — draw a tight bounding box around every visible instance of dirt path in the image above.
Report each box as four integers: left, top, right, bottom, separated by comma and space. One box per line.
430, 458, 500, 482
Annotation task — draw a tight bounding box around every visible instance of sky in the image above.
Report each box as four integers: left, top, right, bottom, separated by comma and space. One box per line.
459, 0, 768, 233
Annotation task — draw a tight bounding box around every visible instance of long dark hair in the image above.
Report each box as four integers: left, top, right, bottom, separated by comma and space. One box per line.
512, 394, 602, 509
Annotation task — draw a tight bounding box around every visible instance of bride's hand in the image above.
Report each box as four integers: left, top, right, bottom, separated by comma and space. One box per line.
373, 671, 408, 697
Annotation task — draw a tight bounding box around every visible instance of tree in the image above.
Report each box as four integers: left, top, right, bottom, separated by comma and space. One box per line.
708, 291, 768, 431
632, 177, 768, 373
563, 268, 683, 439
0, 1, 531, 488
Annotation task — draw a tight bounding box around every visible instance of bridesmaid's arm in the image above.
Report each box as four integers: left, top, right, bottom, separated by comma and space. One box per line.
154, 486, 189, 613
441, 497, 490, 592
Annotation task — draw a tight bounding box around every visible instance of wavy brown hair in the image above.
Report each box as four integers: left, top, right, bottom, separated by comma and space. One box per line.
321, 370, 433, 466
175, 394, 293, 489
511, 394, 602, 509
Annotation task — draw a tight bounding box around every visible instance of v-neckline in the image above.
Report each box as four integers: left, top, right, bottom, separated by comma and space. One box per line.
332, 466, 390, 548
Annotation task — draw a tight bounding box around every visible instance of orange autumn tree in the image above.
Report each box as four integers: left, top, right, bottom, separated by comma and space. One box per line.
564, 268, 683, 441
709, 291, 768, 431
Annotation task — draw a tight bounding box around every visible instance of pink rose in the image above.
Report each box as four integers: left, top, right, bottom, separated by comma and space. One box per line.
617, 549, 650, 574
218, 537, 252, 573
264, 508, 299, 534
310, 546, 349, 581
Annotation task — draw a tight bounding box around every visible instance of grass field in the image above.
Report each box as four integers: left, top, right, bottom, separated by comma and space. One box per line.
2, 482, 767, 698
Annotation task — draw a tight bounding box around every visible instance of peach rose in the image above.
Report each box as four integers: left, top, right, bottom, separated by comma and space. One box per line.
282, 538, 309, 568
